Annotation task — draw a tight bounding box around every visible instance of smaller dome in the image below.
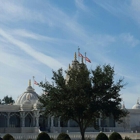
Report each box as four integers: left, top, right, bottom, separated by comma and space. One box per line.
15, 80, 39, 105
132, 100, 140, 109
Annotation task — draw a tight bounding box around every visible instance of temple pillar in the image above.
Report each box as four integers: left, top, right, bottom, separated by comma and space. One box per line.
7, 112, 10, 127
67, 120, 70, 127
58, 117, 60, 127
36, 117, 39, 127
99, 118, 101, 127
51, 116, 54, 127
20, 112, 25, 127
48, 116, 50, 128
33, 110, 40, 127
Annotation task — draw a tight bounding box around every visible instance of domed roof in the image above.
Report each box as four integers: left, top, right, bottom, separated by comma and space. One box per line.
132, 100, 140, 109
15, 80, 39, 105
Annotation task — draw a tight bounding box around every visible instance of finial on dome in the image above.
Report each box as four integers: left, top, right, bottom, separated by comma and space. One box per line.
122, 101, 125, 109
28, 79, 31, 86
74, 52, 77, 60
69, 64, 71, 69
137, 98, 139, 104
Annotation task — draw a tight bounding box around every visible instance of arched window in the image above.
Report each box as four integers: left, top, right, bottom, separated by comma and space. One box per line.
25, 114, 33, 127
0, 114, 7, 127
10, 113, 20, 127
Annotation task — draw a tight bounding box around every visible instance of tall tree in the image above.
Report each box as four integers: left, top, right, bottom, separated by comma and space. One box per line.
39, 64, 128, 140
1, 95, 15, 104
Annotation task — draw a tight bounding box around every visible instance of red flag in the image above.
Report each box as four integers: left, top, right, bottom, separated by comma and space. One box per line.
85, 57, 91, 63
44, 92, 48, 95
34, 80, 39, 85
78, 52, 84, 57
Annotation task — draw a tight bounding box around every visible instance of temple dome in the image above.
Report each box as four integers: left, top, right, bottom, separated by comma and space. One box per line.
132, 100, 140, 109
15, 80, 39, 105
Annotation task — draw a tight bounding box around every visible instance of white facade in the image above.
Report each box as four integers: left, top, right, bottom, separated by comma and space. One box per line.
1, 79, 140, 133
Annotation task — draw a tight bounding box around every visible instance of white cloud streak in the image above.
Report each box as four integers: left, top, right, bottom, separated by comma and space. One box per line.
75, 0, 88, 11
0, 29, 66, 70
92, 0, 140, 26
119, 33, 140, 47
0, 1, 45, 23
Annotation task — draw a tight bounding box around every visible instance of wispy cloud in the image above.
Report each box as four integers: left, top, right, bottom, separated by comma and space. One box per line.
11, 29, 77, 45
0, 1, 88, 43
129, 0, 140, 24
0, 29, 67, 70
119, 33, 140, 47
0, 50, 42, 75
92, 0, 140, 26
0, 1, 45, 23
93, 0, 130, 17
75, 0, 88, 11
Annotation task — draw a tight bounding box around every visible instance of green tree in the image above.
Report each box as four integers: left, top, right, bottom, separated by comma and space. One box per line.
39, 63, 128, 140
1, 95, 15, 104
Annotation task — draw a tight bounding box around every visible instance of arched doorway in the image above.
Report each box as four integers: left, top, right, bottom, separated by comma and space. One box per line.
25, 114, 33, 127
39, 115, 47, 131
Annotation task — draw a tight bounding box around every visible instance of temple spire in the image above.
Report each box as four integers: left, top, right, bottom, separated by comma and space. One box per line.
28, 79, 31, 86
74, 52, 77, 61
69, 64, 71, 69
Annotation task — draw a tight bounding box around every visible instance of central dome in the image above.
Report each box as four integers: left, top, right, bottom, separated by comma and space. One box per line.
15, 80, 39, 105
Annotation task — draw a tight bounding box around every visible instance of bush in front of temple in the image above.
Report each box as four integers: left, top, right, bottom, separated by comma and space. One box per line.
109, 132, 122, 140
3, 134, 14, 140
95, 132, 109, 140
57, 133, 71, 140
124, 136, 131, 140
36, 132, 51, 140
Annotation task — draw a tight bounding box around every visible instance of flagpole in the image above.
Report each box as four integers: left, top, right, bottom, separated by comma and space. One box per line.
85, 52, 86, 64
78, 47, 80, 62
33, 76, 35, 88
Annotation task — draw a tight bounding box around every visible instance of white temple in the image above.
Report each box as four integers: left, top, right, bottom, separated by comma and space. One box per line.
0, 55, 140, 133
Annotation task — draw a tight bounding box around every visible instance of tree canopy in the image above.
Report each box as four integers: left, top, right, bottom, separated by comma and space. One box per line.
0, 95, 15, 104
39, 63, 128, 140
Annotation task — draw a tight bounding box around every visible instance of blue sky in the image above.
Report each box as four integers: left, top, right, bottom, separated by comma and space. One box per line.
0, 0, 140, 108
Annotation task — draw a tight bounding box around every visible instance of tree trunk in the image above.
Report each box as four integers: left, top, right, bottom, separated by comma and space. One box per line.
79, 126, 85, 140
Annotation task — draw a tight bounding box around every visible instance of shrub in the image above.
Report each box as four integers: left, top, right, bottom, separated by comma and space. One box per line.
109, 132, 122, 140
57, 133, 71, 140
124, 136, 131, 140
36, 132, 51, 140
96, 132, 109, 140
3, 134, 14, 140
85, 137, 92, 140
